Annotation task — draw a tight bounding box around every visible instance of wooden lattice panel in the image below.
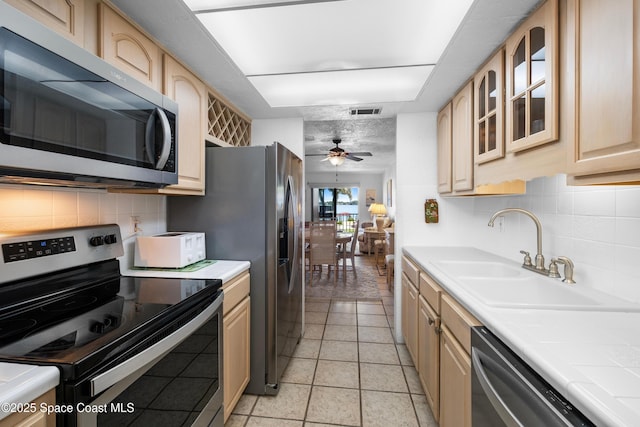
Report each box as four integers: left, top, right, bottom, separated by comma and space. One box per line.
207, 94, 251, 147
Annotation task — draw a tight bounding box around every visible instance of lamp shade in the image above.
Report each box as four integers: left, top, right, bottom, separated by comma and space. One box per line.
369, 203, 387, 215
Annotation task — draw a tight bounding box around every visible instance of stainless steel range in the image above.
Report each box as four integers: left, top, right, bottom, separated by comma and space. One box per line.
0, 224, 223, 427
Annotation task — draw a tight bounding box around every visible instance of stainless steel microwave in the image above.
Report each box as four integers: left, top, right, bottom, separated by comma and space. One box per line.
0, 3, 178, 189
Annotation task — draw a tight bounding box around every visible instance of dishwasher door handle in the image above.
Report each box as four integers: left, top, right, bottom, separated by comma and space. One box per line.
472, 348, 523, 427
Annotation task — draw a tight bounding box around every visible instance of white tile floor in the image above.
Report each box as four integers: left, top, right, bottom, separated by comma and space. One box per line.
225, 299, 438, 427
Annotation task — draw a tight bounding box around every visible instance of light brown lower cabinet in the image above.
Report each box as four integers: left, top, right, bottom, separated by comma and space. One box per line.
401, 273, 419, 364
439, 326, 473, 427
401, 255, 480, 427
222, 272, 251, 423
0, 389, 56, 427
418, 295, 440, 421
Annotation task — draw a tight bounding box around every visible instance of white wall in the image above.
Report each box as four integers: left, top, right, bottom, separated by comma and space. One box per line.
251, 118, 304, 160
395, 112, 640, 341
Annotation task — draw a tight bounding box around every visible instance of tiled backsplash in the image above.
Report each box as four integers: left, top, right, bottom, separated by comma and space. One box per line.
0, 185, 166, 269
458, 175, 640, 303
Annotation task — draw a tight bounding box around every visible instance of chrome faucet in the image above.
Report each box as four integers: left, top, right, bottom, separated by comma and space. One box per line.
551, 256, 576, 284
488, 208, 547, 274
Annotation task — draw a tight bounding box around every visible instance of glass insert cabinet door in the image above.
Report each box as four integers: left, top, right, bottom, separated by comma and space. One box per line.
474, 48, 504, 164
505, 0, 558, 153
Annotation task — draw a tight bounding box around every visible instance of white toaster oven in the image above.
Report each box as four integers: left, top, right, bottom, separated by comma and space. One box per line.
134, 232, 206, 268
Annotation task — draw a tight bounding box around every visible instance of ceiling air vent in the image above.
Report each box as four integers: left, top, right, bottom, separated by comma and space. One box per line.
349, 107, 382, 116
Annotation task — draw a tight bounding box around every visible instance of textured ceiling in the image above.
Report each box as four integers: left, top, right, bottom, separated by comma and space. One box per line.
109, 0, 543, 174
304, 117, 396, 173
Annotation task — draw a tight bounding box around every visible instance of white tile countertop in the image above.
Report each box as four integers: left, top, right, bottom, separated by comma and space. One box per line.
0, 363, 59, 420
404, 246, 640, 427
123, 260, 250, 282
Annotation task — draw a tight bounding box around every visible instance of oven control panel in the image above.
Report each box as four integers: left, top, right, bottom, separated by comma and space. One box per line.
2, 236, 76, 263
0, 224, 124, 284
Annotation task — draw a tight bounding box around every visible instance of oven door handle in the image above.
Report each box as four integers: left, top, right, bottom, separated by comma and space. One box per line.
90, 295, 222, 397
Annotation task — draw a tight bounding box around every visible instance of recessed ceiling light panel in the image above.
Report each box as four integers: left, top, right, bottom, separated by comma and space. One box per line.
248, 66, 433, 107
184, 0, 344, 12
194, 0, 473, 75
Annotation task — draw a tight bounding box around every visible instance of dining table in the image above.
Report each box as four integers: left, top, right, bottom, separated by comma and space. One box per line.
304, 231, 353, 283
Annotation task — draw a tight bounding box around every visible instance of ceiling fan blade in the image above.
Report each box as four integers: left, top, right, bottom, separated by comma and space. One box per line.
347, 152, 372, 156
345, 154, 363, 161
305, 153, 328, 157
321, 156, 331, 161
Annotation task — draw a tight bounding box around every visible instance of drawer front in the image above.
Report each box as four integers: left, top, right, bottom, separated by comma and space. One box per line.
223, 272, 250, 316
419, 272, 442, 315
441, 294, 481, 354
401, 255, 420, 285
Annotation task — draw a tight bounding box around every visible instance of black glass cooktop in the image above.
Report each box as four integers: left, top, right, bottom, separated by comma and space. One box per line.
0, 259, 222, 380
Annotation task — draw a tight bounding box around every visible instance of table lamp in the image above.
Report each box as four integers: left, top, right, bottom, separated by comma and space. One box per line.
369, 203, 387, 231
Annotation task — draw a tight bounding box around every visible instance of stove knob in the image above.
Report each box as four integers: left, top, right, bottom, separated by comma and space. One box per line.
103, 315, 119, 328
104, 234, 118, 245
91, 321, 106, 334
89, 236, 105, 247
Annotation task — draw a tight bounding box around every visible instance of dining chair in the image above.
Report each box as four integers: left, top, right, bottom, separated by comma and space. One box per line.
308, 221, 338, 286
336, 220, 359, 278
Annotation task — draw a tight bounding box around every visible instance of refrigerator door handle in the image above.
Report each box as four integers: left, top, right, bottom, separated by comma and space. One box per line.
287, 175, 300, 294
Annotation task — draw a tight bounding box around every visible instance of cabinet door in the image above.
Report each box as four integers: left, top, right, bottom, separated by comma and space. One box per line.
401, 274, 419, 365
505, 0, 558, 153
163, 55, 207, 194
437, 102, 453, 193
474, 49, 505, 164
223, 296, 251, 422
452, 81, 474, 192
567, 0, 640, 182
0, 389, 55, 427
4, 0, 84, 45
99, 4, 162, 92
418, 295, 440, 421
407, 280, 419, 365
439, 327, 472, 427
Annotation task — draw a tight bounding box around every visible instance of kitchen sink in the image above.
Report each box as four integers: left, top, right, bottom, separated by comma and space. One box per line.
430, 257, 640, 312
434, 260, 524, 278
457, 276, 640, 312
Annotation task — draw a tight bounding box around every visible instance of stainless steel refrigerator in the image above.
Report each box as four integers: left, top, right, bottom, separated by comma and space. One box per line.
167, 142, 303, 395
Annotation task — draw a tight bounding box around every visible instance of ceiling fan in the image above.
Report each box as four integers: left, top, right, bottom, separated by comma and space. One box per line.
305, 139, 372, 166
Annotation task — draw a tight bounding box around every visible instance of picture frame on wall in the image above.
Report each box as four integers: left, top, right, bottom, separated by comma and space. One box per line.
366, 189, 376, 207
387, 179, 393, 207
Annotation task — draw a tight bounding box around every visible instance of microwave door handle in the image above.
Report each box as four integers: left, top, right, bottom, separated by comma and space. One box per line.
472, 348, 524, 427
144, 108, 172, 170
154, 108, 171, 170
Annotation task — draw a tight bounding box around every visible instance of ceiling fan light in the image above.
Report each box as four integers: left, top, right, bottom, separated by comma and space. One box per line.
329, 156, 345, 166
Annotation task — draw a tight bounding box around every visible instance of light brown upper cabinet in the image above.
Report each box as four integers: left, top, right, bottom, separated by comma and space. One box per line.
451, 81, 474, 193
566, 0, 640, 185
505, 0, 558, 153
5, 0, 84, 46
437, 103, 453, 193
98, 4, 162, 92
438, 82, 525, 196
162, 55, 207, 195
474, 49, 504, 164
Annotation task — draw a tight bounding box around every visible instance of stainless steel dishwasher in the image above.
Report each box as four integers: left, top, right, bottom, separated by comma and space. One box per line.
471, 326, 595, 427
